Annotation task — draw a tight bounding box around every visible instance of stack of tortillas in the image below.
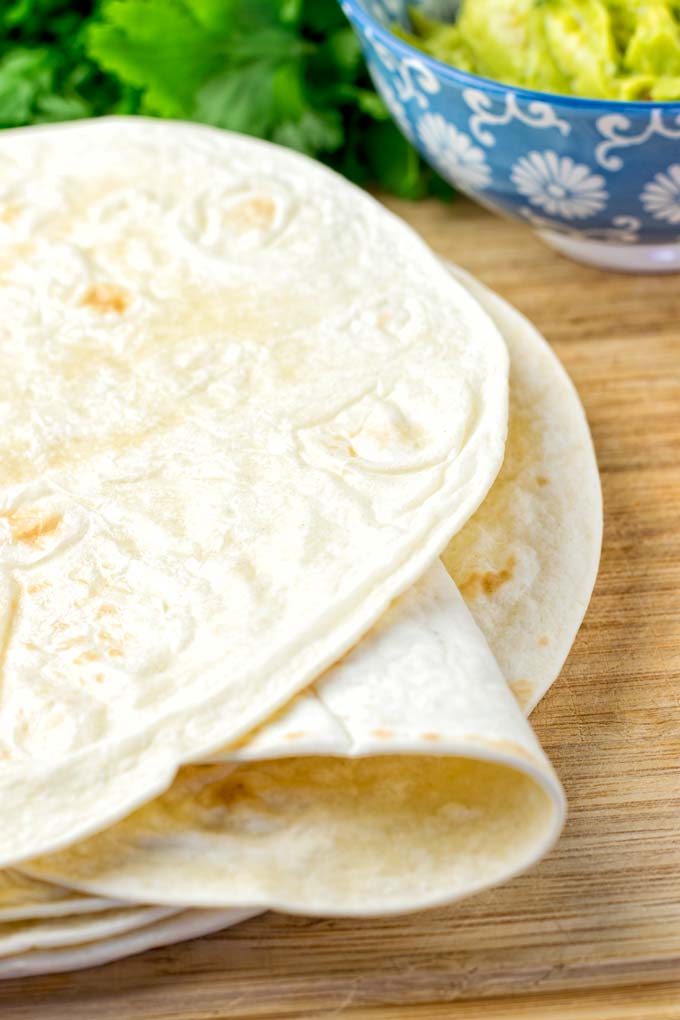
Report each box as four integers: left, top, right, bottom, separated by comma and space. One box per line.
0, 119, 601, 978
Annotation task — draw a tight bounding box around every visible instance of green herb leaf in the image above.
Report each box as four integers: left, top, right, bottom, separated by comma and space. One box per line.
87, 1, 222, 117
364, 118, 428, 199
0, 0, 448, 199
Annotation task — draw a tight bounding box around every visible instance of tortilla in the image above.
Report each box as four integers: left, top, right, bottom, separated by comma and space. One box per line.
21, 270, 600, 919
0, 905, 178, 959
444, 268, 602, 712
0, 910, 253, 980
24, 565, 565, 915
0, 870, 119, 923
0, 118, 508, 867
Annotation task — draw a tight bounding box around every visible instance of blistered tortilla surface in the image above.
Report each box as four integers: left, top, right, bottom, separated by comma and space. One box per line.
21, 272, 602, 919
0, 119, 508, 866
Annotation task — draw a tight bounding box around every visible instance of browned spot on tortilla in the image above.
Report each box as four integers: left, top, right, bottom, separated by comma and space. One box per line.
285, 731, 306, 741
2, 509, 61, 546
421, 732, 442, 742
229, 195, 276, 231
210, 775, 272, 814
56, 636, 85, 651
459, 555, 516, 600
538, 635, 549, 647
371, 728, 394, 739
537, 475, 549, 487
75, 650, 99, 664
95, 628, 124, 659
225, 734, 251, 751
96, 604, 117, 618
27, 581, 51, 594
0, 203, 21, 224
52, 621, 68, 633
95, 673, 105, 683
509, 679, 534, 710
80, 283, 130, 315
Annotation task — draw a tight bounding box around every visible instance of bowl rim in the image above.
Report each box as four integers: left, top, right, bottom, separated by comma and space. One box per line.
342, 0, 680, 114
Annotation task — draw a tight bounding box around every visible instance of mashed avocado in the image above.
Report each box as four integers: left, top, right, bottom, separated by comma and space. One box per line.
398, 0, 680, 100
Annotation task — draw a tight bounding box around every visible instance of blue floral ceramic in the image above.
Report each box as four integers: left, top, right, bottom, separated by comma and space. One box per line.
342, 0, 680, 272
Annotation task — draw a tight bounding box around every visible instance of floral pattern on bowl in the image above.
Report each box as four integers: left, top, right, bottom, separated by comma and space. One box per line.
342, 0, 680, 271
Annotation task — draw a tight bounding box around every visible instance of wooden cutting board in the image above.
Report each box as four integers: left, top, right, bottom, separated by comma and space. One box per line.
2, 198, 679, 1020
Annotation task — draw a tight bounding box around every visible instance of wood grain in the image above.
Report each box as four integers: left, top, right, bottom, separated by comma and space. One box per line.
2, 199, 679, 1019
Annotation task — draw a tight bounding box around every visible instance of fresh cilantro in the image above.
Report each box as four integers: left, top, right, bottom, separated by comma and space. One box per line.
0, 0, 451, 197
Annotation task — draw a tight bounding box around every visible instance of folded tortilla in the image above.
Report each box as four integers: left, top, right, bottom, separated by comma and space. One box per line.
22, 270, 601, 920
0, 119, 509, 867
1, 119, 601, 950
24, 565, 564, 915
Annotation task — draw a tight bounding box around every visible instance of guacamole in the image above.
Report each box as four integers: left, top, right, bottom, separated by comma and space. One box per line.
398, 0, 680, 100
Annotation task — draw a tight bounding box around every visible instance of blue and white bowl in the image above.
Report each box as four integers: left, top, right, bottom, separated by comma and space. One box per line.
342, 0, 680, 272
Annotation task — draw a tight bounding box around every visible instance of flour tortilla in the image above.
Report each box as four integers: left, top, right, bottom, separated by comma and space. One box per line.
443, 268, 602, 712
0, 905, 178, 959
25, 565, 565, 916
0, 118, 508, 867
0, 909, 253, 980
22, 269, 601, 918
0, 870, 120, 923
